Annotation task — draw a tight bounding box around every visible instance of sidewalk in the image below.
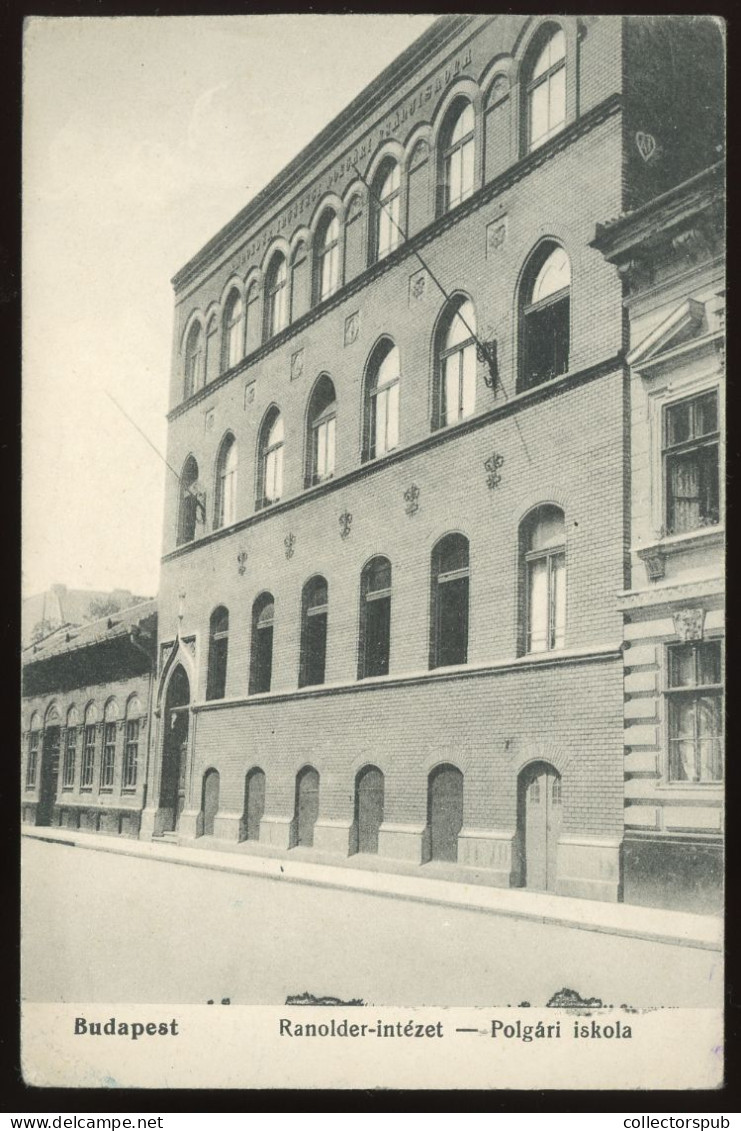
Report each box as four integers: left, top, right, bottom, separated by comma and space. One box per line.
22, 824, 722, 952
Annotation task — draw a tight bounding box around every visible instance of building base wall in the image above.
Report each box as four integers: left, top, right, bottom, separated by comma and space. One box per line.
313, 818, 354, 855
622, 836, 723, 914
259, 815, 294, 850
555, 835, 622, 902
378, 823, 427, 864
457, 827, 517, 885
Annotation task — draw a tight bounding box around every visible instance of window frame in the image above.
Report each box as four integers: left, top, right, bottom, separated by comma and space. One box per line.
306, 375, 337, 487
249, 593, 275, 695
316, 213, 341, 303
442, 100, 475, 214
258, 410, 285, 508
26, 729, 40, 789
206, 606, 230, 701
81, 723, 96, 790
364, 342, 400, 462
100, 720, 117, 791
358, 556, 392, 680
662, 389, 721, 537
299, 577, 329, 689
214, 435, 238, 530
184, 322, 204, 401
222, 290, 244, 372
664, 639, 724, 786
522, 506, 566, 655
62, 724, 77, 790
430, 534, 470, 670
519, 244, 571, 392
265, 254, 288, 339
122, 717, 140, 791
526, 26, 567, 153
437, 297, 477, 428
372, 160, 401, 262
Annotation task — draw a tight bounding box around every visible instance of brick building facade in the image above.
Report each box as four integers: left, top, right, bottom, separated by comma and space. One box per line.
594, 163, 725, 912
22, 602, 157, 836
132, 16, 721, 902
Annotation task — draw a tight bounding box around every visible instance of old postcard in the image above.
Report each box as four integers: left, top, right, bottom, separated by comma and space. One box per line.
21, 13, 725, 1091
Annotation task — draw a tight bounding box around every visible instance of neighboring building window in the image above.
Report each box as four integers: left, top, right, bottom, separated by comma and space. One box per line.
442, 101, 475, 212
26, 727, 40, 789
364, 341, 400, 461
258, 409, 284, 507
265, 254, 288, 338
123, 719, 140, 790
300, 577, 328, 688
664, 391, 720, 535
81, 717, 97, 789
437, 297, 477, 427
249, 593, 275, 695
306, 375, 337, 486
100, 720, 117, 791
430, 534, 470, 669
184, 322, 204, 400
527, 27, 566, 152
666, 640, 723, 783
316, 213, 340, 302
207, 606, 229, 701
178, 455, 202, 545
214, 434, 238, 530
63, 713, 78, 789
359, 556, 392, 679
519, 244, 570, 390
373, 160, 401, 261
523, 505, 566, 653
223, 290, 244, 371
204, 314, 219, 384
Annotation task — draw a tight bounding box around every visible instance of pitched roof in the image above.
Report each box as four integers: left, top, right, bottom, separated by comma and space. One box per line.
22, 598, 157, 665
22, 586, 152, 647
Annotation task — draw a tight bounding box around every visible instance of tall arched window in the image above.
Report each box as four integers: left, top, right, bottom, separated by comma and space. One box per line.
265, 254, 288, 338
123, 696, 142, 790
245, 280, 260, 354
300, 576, 328, 688
290, 241, 309, 322
441, 100, 475, 213
521, 505, 566, 654
526, 27, 566, 152
178, 455, 202, 545
26, 713, 41, 789
306, 375, 337, 486
430, 533, 469, 669
207, 606, 229, 700
214, 434, 238, 529
81, 704, 97, 790
249, 593, 275, 695
101, 699, 119, 790
184, 322, 203, 400
63, 706, 79, 790
223, 290, 244, 371
372, 160, 401, 261
257, 409, 284, 508
436, 297, 477, 427
519, 244, 570, 391
316, 213, 340, 302
359, 556, 392, 679
364, 341, 400, 461
204, 314, 219, 384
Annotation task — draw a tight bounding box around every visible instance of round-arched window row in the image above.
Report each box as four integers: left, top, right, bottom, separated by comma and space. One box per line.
179, 25, 571, 402
176, 244, 570, 544
24, 696, 144, 794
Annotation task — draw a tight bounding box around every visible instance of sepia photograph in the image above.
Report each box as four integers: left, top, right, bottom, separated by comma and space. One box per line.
20, 12, 725, 1092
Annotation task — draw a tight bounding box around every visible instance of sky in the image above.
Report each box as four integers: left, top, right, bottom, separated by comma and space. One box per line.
22, 13, 439, 600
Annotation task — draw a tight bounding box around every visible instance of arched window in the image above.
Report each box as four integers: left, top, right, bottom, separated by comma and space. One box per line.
519, 244, 570, 390
526, 27, 566, 152
316, 213, 340, 302
178, 456, 202, 545
26, 713, 41, 789
306, 375, 337, 486
101, 700, 118, 790
249, 593, 275, 695
123, 696, 142, 790
214, 434, 238, 529
436, 297, 477, 427
207, 606, 229, 700
62, 706, 79, 790
265, 253, 288, 338
364, 341, 400, 461
290, 241, 309, 322
430, 534, 469, 669
300, 576, 328, 688
204, 314, 219, 384
372, 160, 401, 261
257, 409, 284, 508
223, 290, 244, 371
245, 280, 261, 354
184, 322, 203, 400
359, 556, 392, 679
441, 100, 475, 213
521, 505, 566, 654
81, 704, 97, 789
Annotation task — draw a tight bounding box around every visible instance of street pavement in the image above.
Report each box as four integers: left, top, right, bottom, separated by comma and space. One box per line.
22, 836, 722, 1008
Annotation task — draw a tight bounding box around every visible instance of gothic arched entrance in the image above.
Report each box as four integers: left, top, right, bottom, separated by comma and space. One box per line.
160, 665, 190, 833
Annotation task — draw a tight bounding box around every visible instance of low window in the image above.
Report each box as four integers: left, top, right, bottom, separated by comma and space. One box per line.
250, 593, 275, 695
523, 505, 565, 653
306, 375, 337, 486
430, 534, 469, 669
359, 557, 392, 679
664, 391, 720, 535
258, 410, 284, 507
300, 577, 328, 688
207, 607, 229, 701
364, 341, 400, 461
666, 641, 723, 783
519, 245, 570, 390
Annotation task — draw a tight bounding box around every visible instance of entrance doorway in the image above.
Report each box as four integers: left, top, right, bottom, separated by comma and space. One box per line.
427, 764, 463, 862
37, 726, 61, 826
201, 769, 220, 836
160, 666, 190, 832
243, 768, 265, 841
354, 765, 384, 854
294, 766, 319, 847
518, 761, 562, 891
